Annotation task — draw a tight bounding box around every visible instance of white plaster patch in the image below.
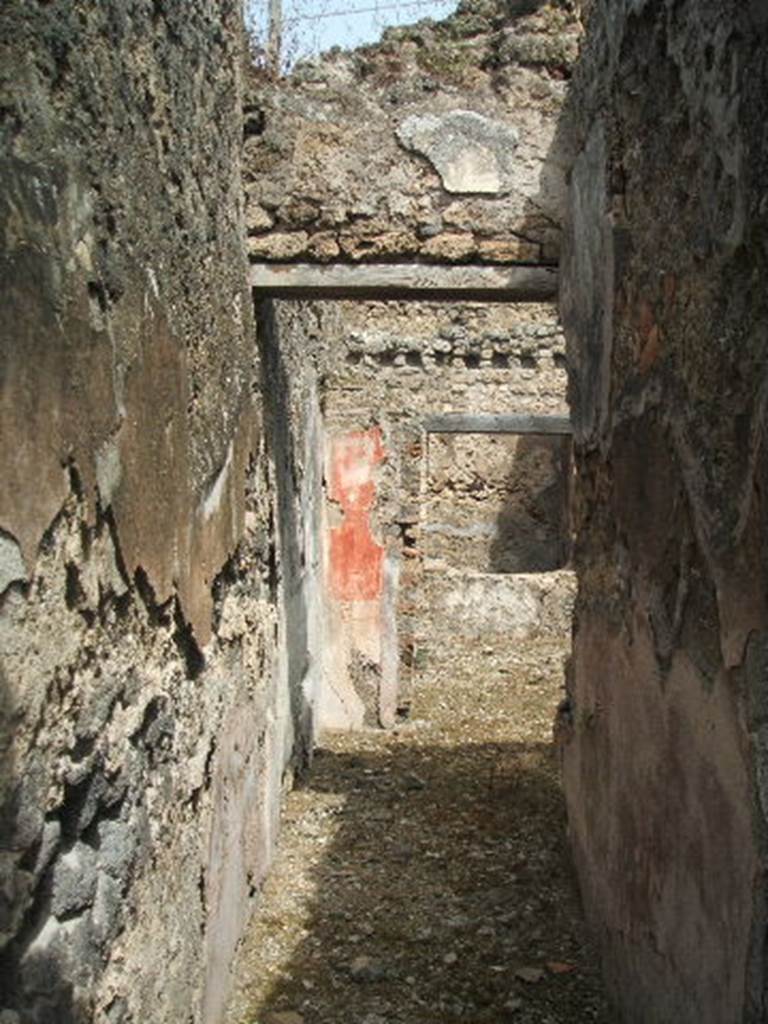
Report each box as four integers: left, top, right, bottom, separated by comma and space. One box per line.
440, 575, 541, 636
0, 531, 27, 594
202, 442, 234, 521
96, 438, 123, 508
147, 266, 160, 300
443, 146, 501, 194
396, 110, 520, 195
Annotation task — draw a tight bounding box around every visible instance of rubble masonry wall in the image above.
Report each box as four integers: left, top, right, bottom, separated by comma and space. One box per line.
0, 4, 301, 1022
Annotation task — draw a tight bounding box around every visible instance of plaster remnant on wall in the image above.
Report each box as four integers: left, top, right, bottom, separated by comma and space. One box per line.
396, 111, 520, 195
0, 530, 27, 593
427, 570, 574, 641
95, 438, 123, 509
328, 428, 385, 603
202, 442, 234, 522
146, 266, 160, 301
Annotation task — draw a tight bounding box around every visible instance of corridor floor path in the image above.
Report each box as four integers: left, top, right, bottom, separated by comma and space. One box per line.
225, 638, 610, 1024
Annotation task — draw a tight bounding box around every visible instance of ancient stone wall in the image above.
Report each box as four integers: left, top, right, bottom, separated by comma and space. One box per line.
244, 0, 581, 265
322, 299, 571, 711
257, 293, 572, 728
425, 431, 570, 572
256, 299, 332, 751
240, 0, 582, 733
560, 2, 768, 1021
0, 4, 297, 1022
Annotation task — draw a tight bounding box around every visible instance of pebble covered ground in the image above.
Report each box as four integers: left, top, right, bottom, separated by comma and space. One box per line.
225, 638, 611, 1024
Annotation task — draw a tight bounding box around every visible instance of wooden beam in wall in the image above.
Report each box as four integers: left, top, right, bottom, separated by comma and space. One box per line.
249, 262, 558, 303
424, 413, 571, 435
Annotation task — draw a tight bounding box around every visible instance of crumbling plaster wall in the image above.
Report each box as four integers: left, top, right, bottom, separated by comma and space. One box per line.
0, 4, 299, 1022
560, 2, 768, 1021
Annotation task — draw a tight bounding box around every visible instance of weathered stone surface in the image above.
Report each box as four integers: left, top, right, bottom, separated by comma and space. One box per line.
421, 232, 478, 260
243, 0, 580, 265
32, 820, 61, 883
561, 3, 768, 1021
246, 202, 275, 232
0, 2, 297, 1022
0, 534, 26, 596
91, 872, 123, 947
395, 111, 519, 194
51, 843, 98, 919
425, 432, 570, 573
96, 819, 137, 882
426, 570, 575, 641
249, 230, 309, 260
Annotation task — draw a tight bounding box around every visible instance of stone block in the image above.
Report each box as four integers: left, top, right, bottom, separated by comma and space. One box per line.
96, 819, 137, 883
396, 111, 520, 194
420, 232, 477, 261
248, 231, 308, 259
0, 533, 26, 595
51, 843, 98, 919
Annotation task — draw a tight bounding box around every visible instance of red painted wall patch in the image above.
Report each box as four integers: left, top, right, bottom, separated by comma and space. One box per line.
328, 428, 385, 602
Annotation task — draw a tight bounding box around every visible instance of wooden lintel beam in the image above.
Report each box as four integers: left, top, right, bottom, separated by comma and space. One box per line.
424, 413, 571, 435
250, 262, 558, 303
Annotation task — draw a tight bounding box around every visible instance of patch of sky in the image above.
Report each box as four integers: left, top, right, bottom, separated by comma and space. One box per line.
246, 0, 460, 69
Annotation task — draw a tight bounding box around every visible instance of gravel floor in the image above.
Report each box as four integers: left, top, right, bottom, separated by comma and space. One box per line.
225, 639, 611, 1024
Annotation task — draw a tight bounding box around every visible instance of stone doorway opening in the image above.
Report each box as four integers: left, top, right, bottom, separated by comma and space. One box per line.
252, 275, 572, 738
407, 417, 573, 721
226, 283, 607, 1023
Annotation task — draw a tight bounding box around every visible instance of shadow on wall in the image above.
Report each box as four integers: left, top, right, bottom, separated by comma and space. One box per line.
256, 299, 314, 770
489, 434, 572, 574
0, 605, 85, 1024
238, 739, 608, 1024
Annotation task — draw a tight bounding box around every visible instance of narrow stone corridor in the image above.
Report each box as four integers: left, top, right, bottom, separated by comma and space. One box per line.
4, 2, 768, 1020
226, 634, 609, 1024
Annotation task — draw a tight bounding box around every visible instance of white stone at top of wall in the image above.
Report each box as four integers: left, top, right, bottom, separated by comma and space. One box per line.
395, 110, 520, 195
